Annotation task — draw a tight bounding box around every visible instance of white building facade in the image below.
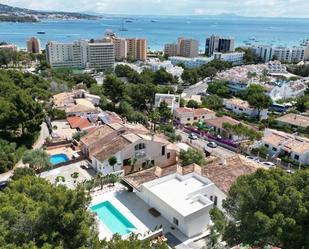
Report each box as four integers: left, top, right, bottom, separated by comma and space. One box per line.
135, 172, 224, 237
46, 40, 115, 70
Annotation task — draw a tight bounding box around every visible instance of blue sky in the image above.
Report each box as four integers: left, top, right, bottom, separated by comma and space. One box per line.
1, 0, 309, 17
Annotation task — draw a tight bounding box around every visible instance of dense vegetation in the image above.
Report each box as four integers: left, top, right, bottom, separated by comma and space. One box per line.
0, 169, 168, 249
236, 47, 261, 65
220, 169, 309, 249
0, 15, 38, 23
181, 59, 232, 85
0, 50, 37, 67
0, 70, 50, 172
288, 64, 309, 77
179, 149, 206, 166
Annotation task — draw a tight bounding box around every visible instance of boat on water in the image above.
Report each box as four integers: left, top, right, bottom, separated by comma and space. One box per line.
125, 20, 133, 23
37, 31, 46, 34
151, 20, 157, 23
119, 19, 128, 31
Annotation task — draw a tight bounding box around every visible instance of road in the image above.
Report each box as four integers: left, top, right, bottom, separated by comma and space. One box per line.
182, 78, 210, 97
176, 130, 236, 159
0, 122, 50, 182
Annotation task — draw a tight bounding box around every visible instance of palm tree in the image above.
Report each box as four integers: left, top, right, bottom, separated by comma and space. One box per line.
95, 173, 105, 190
22, 149, 52, 172
108, 156, 118, 172
71, 172, 79, 183
129, 157, 137, 173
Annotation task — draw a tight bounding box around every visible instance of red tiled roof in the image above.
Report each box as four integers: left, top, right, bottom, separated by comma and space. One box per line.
67, 116, 91, 130
193, 108, 214, 116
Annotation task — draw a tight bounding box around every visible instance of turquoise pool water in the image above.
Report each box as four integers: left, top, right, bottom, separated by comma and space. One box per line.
49, 154, 69, 165
90, 201, 136, 236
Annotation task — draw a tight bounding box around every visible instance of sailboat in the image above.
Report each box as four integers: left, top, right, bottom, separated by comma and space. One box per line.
119, 19, 128, 31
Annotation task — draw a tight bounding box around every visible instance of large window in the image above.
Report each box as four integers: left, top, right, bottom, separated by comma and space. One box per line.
167, 152, 171, 159
135, 143, 146, 151
294, 154, 300, 160
214, 196, 218, 206
173, 217, 179, 226
161, 146, 166, 156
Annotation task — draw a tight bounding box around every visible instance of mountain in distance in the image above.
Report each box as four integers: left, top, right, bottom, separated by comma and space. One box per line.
0, 3, 100, 22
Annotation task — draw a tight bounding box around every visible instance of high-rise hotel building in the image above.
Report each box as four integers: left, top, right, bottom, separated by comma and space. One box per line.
205, 35, 235, 56
46, 40, 115, 70
164, 38, 199, 58
126, 38, 147, 61
27, 37, 41, 54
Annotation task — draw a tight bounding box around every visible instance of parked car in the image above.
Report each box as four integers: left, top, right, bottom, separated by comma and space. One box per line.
261, 161, 276, 168
285, 169, 295, 174
207, 142, 218, 148
0, 181, 8, 191
246, 156, 260, 162
188, 133, 198, 140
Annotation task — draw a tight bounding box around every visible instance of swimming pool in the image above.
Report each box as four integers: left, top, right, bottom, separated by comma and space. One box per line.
90, 201, 136, 236
49, 154, 69, 165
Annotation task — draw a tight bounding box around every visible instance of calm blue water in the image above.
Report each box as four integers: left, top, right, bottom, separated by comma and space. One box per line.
90, 201, 136, 236
1, 16, 309, 51
49, 153, 69, 165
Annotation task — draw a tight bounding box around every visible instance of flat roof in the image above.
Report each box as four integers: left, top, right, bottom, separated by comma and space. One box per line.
276, 113, 309, 128
144, 174, 212, 217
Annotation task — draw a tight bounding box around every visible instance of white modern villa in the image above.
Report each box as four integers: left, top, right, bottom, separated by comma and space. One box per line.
135, 171, 215, 238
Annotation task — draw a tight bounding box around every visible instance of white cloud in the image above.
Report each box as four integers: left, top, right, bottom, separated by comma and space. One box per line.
1, 0, 309, 17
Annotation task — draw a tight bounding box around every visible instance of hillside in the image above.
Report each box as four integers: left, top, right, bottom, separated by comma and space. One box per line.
0, 3, 99, 22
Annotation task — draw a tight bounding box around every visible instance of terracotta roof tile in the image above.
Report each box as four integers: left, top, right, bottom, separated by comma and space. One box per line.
67, 116, 91, 130
93, 136, 131, 162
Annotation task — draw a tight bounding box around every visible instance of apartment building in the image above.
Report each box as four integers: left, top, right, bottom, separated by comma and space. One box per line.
262, 129, 309, 165
205, 35, 235, 56
27, 37, 41, 54
223, 98, 268, 120
126, 38, 147, 61
88, 42, 115, 69
0, 44, 18, 52
46, 40, 115, 69
177, 38, 199, 58
113, 38, 127, 61
164, 43, 178, 57
272, 46, 305, 63
174, 107, 216, 125
249, 44, 309, 63
249, 45, 273, 62
169, 52, 244, 69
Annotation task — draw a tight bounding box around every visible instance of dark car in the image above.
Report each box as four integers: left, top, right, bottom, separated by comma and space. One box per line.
0, 181, 8, 191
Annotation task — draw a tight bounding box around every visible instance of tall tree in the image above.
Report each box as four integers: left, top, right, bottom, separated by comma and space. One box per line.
223, 169, 309, 249
108, 156, 118, 172
103, 74, 125, 105
247, 92, 272, 119
22, 149, 52, 172
0, 175, 101, 248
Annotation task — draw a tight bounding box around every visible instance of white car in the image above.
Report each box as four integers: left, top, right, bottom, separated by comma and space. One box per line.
246, 156, 260, 162
261, 161, 276, 168
188, 133, 198, 140
285, 169, 295, 174
207, 142, 218, 148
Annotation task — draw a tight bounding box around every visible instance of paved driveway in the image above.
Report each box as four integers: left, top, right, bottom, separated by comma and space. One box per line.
176, 130, 236, 159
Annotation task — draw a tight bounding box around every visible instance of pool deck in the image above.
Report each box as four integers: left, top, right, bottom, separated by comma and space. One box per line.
40, 160, 95, 188
46, 146, 75, 160
90, 188, 208, 247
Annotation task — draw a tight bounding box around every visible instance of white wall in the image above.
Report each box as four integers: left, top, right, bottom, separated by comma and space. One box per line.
135, 173, 216, 238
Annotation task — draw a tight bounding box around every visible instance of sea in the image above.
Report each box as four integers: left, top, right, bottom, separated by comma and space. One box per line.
1, 15, 309, 51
